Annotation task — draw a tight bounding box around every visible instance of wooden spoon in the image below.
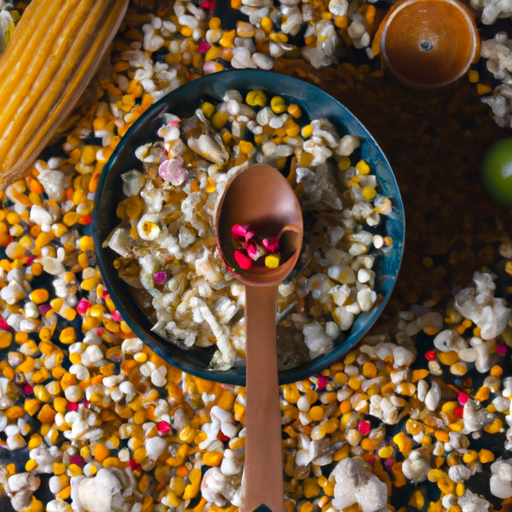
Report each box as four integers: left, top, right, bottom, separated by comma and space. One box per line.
215, 163, 303, 512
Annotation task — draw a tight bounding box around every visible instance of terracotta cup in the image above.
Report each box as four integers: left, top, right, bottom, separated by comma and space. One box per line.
376, 0, 480, 88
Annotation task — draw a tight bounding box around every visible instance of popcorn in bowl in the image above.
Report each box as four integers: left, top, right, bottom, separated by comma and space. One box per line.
105, 87, 395, 371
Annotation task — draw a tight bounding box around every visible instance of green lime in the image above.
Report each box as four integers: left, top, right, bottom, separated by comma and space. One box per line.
481, 138, 512, 206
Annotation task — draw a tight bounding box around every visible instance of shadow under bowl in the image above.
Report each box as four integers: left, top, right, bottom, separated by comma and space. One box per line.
93, 69, 405, 386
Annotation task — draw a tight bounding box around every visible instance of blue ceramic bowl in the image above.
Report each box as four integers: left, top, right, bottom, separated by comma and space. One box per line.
93, 70, 405, 385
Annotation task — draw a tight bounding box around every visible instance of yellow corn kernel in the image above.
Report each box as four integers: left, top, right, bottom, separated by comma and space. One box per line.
477, 82, 491, 95
301, 124, 313, 138
68, 464, 83, 477
201, 102, 216, 118
59, 327, 76, 345
484, 418, 503, 434
468, 70, 479, 83
362, 187, 376, 201
270, 95, 287, 114
94, 443, 110, 463
269, 33, 288, 43
0, 331, 12, 349
260, 16, 272, 32
265, 254, 280, 269
53, 462, 66, 475
356, 160, 370, 175
246, 89, 267, 107
203, 451, 223, 466
409, 490, 424, 509
6, 406, 24, 419
24, 399, 41, 416
63, 212, 80, 226
239, 141, 254, 154
211, 112, 228, 130
219, 29, 236, 48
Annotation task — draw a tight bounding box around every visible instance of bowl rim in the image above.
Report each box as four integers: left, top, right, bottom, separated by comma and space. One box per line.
92, 69, 405, 385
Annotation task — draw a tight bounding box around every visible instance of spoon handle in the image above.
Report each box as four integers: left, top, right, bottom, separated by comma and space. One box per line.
242, 285, 284, 512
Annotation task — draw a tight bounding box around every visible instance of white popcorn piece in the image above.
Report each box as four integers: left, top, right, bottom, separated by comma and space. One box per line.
402, 450, 431, 483
331, 457, 389, 512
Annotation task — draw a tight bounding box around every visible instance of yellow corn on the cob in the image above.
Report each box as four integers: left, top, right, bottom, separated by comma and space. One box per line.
0, 0, 129, 188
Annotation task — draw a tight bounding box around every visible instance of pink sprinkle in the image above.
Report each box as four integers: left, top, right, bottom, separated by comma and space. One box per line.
246, 242, 260, 261
384, 457, 395, 469
39, 304, 52, 316
170, 119, 180, 126
157, 421, 171, 434
234, 249, 253, 270
82, 399, 91, 408
135, 464, 144, 473
198, 41, 211, 54
458, 392, 469, 405
496, 344, 508, 355
26, 256, 36, 265
153, 271, 167, 285
77, 299, 92, 315
262, 237, 280, 253
316, 375, 329, 390
23, 384, 34, 395
0, 317, 10, 330
231, 224, 255, 248
454, 406, 464, 418
357, 421, 371, 436
111, 310, 123, 322
70, 455, 84, 466
67, 402, 79, 412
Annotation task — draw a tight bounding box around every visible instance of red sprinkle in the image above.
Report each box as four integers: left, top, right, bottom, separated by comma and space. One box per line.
157, 421, 171, 434
357, 421, 371, 436
67, 402, 79, 412
96, 328, 104, 336
77, 299, 92, 315
128, 459, 137, 471
78, 215, 92, 225
234, 249, 253, 270
425, 350, 436, 361
82, 399, 91, 408
200, 0, 216, 9
23, 384, 34, 395
26, 256, 36, 265
217, 431, 230, 443
458, 391, 470, 405
102, 290, 110, 299
454, 406, 464, 418
315, 375, 329, 390
0, 317, 10, 330
496, 344, 508, 355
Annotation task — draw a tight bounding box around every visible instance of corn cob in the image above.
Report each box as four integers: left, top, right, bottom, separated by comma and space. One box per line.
0, 0, 129, 188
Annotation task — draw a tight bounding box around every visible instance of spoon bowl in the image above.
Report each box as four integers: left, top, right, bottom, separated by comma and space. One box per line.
215, 163, 303, 286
